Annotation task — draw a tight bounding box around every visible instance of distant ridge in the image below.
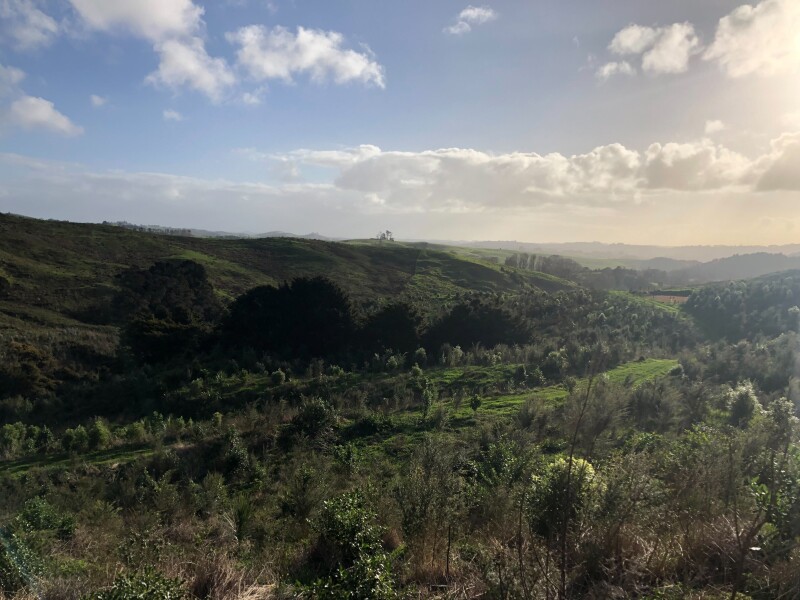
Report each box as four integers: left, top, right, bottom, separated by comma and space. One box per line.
103, 220, 338, 241
449, 240, 800, 263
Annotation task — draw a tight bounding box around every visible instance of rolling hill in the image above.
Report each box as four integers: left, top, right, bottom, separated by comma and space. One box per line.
0, 213, 572, 330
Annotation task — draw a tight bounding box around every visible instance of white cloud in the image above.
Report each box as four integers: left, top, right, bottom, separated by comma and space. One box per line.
604, 22, 701, 77
605, 1, 800, 81
0, 64, 25, 97
163, 109, 184, 121
147, 37, 235, 102
6, 95, 83, 136
705, 120, 726, 134
70, 0, 235, 101
444, 5, 497, 35
227, 25, 385, 88
3, 135, 800, 242
641, 23, 701, 74
269, 134, 800, 212
609, 24, 659, 55
704, 0, 800, 77
68, 0, 202, 42
444, 21, 471, 36
642, 139, 752, 190
756, 133, 800, 190
596, 61, 635, 81
0, 0, 59, 50
90, 94, 107, 107
241, 87, 266, 106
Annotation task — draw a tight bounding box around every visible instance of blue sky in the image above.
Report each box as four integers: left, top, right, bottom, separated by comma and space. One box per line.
0, 0, 799, 243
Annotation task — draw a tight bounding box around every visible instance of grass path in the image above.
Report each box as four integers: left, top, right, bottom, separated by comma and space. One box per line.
0, 445, 156, 477
452, 358, 679, 419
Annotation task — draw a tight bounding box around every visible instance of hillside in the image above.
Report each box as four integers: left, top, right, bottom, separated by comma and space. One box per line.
0, 213, 571, 329
462, 239, 800, 262
5, 217, 800, 600
673, 252, 800, 284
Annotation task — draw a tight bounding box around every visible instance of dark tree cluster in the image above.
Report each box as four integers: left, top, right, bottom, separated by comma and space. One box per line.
114, 260, 223, 364
685, 271, 800, 340
223, 276, 358, 361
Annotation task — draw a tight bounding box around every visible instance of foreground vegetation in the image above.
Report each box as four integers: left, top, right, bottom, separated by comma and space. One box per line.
1, 216, 800, 599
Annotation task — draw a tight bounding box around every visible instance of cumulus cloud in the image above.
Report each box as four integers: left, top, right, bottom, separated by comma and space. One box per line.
0, 0, 59, 50
609, 24, 659, 55
68, 0, 202, 41
69, 0, 235, 101
705, 120, 726, 134
641, 23, 701, 74
3, 134, 800, 241
704, 0, 800, 77
268, 134, 800, 212
642, 140, 752, 190
444, 5, 498, 35
90, 94, 107, 107
603, 0, 799, 81
5, 95, 83, 136
147, 37, 236, 102
756, 133, 800, 190
227, 25, 385, 88
596, 61, 635, 81
162, 109, 184, 121
604, 21, 701, 76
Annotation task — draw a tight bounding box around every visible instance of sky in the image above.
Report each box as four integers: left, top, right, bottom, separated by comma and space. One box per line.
0, 0, 799, 244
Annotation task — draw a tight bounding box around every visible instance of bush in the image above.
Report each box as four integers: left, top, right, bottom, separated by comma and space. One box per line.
88, 418, 113, 450
271, 369, 286, 386
62, 425, 89, 453
0, 528, 37, 595
527, 457, 599, 541
86, 568, 186, 599
327, 364, 345, 377
728, 381, 762, 428
291, 398, 338, 439
413, 347, 427, 366
19, 497, 75, 539
308, 491, 395, 599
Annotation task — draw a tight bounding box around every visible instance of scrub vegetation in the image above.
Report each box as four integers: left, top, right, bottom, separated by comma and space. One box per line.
2, 215, 800, 599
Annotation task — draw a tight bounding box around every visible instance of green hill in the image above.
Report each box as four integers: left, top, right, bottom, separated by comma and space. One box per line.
0, 213, 572, 330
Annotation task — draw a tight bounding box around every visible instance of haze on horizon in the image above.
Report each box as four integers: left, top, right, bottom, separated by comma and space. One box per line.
0, 0, 799, 245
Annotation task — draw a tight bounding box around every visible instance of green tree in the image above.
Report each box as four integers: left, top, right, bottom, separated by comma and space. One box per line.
88, 418, 112, 450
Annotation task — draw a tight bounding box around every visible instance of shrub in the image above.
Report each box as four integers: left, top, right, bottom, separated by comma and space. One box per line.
88, 418, 113, 450
327, 364, 345, 377
308, 491, 395, 599
62, 425, 89, 453
19, 497, 75, 539
413, 347, 427, 366
0, 528, 37, 595
728, 381, 762, 428
527, 457, 600, 541
86, 568, 186, 599
291, 398, 338, 439
470, 395, 482, 413
271, 369, 286, 386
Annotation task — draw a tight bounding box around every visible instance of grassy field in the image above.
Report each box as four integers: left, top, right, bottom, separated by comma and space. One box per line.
610, 290, 684, 314
446, 358, 679, 419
